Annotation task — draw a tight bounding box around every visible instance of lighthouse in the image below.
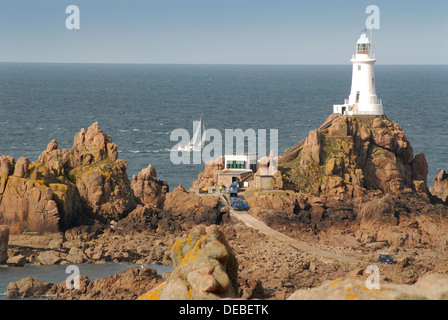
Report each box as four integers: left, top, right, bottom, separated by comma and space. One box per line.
333, 32, 384, 116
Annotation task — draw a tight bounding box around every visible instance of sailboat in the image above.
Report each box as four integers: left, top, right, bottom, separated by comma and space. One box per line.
178, 115, 206, 152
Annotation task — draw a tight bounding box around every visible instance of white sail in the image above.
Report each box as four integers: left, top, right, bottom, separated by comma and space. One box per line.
190, 119, 202, 149
201, 122, 206, 148
178, 115, 205, 152
194, 122, 206, 150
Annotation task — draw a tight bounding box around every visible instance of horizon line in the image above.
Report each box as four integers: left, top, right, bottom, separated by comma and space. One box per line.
0, 61, 447, 66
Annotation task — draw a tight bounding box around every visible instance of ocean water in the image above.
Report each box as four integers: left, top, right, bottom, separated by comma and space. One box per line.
0, 263, 172, 300
0, 63, 447, 189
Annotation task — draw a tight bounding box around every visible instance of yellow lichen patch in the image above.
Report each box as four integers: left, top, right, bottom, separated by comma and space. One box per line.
186, 233, 194, 245
172, 239, 184, 263
179, 236, 205, 268
49, 183, 69, 193
346, 293, 357, 300
360, 285, 370, 291
137, 282, 166, 300
331, 280, 342, 288
341, 140, 352, 154
346, 287, 352, 292
325, 159, 335, 176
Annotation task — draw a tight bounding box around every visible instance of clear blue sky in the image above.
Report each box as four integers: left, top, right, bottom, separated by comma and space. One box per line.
0, 0, 446, 64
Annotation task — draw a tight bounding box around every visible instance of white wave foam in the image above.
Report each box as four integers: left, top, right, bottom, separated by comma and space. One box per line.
145, 148, 171, 153
121, 148, 171, 154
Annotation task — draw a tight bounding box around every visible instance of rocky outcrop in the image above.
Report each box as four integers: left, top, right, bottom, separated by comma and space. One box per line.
0, 139, 79, 233
355, 194, 448, 248
131, 164, 168, 209
33, 140, 83, 228
138, 225, 238, 300
0, 169, 62, 234
281, 115, 429, 199
7, 254, 27, 266
68, 158, 135, 221
0, 225, 9, 264
190, 156, 224, 191
118, 182, 227, 234
37, 251, 60, 265
411, 153, 429, 185
52, 266, 164, 300
358, 194, 397, 230
0, 156, 14, 204
0, 123, 148, 233
163, 185, 223, 230
252, 152, 283, 190
62, 122, 118, 171
241, 116, 448, 251
431, 169, 448, 203
244, 183, 448, 249
116, 205, 158, 233
65, 123, 136, 222
5, 227, 176, 266
37, 139, 64, 176
6, 276, 54, 298
0, 156, 65, 233
287, 273, 448, 300
120, 166, 226, 234
245, 191, 303, 216
116, 204, 180, 236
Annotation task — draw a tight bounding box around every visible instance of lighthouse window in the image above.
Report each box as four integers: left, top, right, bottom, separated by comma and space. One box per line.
226, 160, 246, 169
357, 44, 370, 55
358, 66, 361, 71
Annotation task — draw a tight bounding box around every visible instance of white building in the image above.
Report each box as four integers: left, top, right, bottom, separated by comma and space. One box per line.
216, 153, 258, 187
224, 153, 258, 171
333, 32, 384, 116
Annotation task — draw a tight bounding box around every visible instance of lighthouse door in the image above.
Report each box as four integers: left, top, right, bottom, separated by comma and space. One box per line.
356, 91, 360, 103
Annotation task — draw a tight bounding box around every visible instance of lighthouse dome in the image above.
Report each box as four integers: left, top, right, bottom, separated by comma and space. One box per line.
357, 33, 370, 44
356, 33, 371, 55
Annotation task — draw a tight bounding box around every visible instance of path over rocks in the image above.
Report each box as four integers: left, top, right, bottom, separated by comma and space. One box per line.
220, 194, 364, 264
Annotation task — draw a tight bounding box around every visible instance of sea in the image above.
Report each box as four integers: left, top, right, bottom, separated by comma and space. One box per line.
0, 63, 446, 189
0, 63, 447, 297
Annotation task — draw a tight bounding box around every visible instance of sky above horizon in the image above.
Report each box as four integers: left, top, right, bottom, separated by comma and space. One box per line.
0, 0, 446, 65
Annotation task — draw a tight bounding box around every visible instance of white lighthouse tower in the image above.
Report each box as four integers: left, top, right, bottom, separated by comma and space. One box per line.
333, 31, 384, 116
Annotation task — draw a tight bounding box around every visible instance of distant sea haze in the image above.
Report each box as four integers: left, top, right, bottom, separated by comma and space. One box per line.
0, 63, 446, 189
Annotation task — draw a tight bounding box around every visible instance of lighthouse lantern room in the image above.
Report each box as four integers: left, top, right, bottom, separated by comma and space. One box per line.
333, 32, 384, 116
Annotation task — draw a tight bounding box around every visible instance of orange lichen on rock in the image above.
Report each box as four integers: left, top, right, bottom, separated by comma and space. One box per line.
346, 293, 357, 300
138, 225, 238, 300
331, 280, 342, 288
137, 282, 166, 300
